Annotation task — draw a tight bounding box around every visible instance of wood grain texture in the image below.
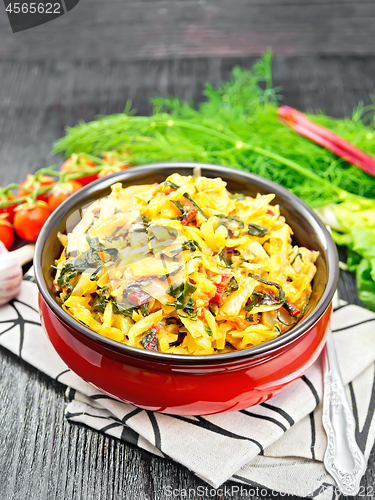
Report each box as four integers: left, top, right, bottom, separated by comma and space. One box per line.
1, 1, 375, 60
1, 55, 375, 184
0, 56, 374, 499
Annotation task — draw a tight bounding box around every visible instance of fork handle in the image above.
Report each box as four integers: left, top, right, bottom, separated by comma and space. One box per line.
322, 330, 367, 495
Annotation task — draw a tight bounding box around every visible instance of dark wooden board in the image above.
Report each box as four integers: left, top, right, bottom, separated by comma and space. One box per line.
2, 1, 375, 60
0, 55, 374, 499
1, 55, 375, 185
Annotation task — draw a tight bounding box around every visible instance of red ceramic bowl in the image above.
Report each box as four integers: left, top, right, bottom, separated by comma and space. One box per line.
34, 163, 338, 415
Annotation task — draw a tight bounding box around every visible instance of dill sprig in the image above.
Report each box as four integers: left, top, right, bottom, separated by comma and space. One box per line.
53, 51, 375, 208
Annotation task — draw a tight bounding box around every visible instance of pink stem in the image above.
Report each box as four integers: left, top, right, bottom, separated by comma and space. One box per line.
278, 105, 375, 177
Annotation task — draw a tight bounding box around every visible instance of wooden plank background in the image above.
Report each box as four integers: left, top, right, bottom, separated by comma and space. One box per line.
1, 0, 375, 60
1, 55, 375, 186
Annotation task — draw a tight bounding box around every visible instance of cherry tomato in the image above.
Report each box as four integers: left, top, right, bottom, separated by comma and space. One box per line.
18, 174, 55, 202
0, 214, 14, 250
60, 155, 98, 186
0, 190, 17, 223
14, 202, 52, 242
47, 180, 82, 211
98, 151, 131, 178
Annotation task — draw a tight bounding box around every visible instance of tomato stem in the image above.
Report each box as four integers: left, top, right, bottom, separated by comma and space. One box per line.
0, 155, 129, 209
0, 184, 21, 193
62, 165, 104, 182
0, 185, 52, 208
79, 153, 105, 165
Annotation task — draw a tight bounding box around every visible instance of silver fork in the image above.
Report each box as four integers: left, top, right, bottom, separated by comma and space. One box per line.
321, 292, 367, 495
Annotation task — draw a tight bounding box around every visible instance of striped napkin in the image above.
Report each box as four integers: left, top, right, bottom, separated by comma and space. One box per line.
0, 273, 374, 500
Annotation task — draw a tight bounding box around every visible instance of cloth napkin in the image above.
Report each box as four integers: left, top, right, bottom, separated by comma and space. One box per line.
1, 273, 375, 500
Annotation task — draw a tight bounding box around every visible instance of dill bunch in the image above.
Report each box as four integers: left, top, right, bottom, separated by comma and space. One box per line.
53, 51, 375, 208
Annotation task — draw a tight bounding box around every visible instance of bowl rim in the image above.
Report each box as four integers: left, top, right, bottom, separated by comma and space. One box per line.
34, 162, 338, 365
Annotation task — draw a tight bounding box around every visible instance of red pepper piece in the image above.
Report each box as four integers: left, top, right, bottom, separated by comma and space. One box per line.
127, 289, 151, 306
229, 317, 257, 330
181, 197, 195, 209
283, 298, 301, 317
197, 308, 205, 320
181, 207, 198, 225
211, 274, 233, 306
146, 324, 160, 351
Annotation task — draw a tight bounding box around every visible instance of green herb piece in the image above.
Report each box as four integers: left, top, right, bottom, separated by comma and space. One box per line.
249, 274, 286, 305
245, 290, 281, 313
183, 193, 208, 218
140, 302, 149, 317
290, 252, 303, 266
230, 193, 246, 200
91, 287, 111, 314
182, 239, 202, 252
184, 280, 197, 297
101, 287, 111, 300
216, 214, 245, 230
105, 227, 129, 243
205, 326, 212, 336
92, 296, 106, 313
86, 236, 101, 250
184, 297, 195, 317
164, 181, 181, 189
90, 270, 100, 281
245, 291, 265, 311
277, 312, 291, 326
56, 260, 84, 290
55, 238, 120, 293
141, 214, 150, 227
248, 223, 269, 237
171, 200, 189, 221
111, 301, 136, 318
219, 250, 231, 268
225, 277, 239, 293
165, 180, 180, 190
171, 200, 184, 212
141, 328, 158, 351
209, 303, 218, 316
176, 310, 197, 321
86, 236, 120, 262
167, 280, 197, 319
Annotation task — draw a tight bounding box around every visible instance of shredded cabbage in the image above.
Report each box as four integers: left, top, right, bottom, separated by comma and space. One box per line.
53, 175, 318, 355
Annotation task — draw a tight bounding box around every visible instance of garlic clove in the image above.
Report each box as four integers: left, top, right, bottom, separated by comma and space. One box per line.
0, 242, 35, 306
